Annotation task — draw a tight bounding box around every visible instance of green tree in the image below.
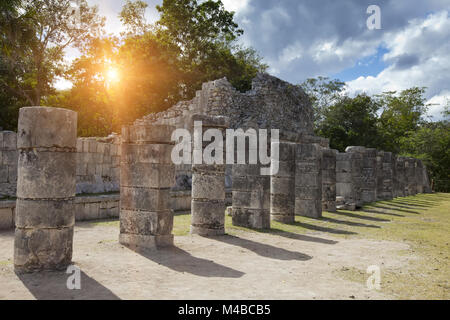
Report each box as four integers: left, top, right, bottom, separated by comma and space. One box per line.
399, 114, 450, 192
317, 94, 382, 152
377, 87, 429, 153
154, 0, 266, 93
300, 76, 346, 129
0, 0, 104, 106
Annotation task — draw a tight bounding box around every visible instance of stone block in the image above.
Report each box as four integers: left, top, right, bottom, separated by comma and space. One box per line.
120, 187, 171, 212
2, 131, 17, 150
232, 190, 269, 210
121, 163, 174, 189
120, 209, 173, 236
17, 107, 77, 149
119, 233, 174, 251
192, 173, 225, 200
0, 208, 13, 230
121, 144, 173, 164
15, 199, 75, 228
232, 208, 270, 229
17, 150, 76, 199
295, 199, 322, 218
190, 200, 225, 234
14, 227, 73, 273
123, 124, 175, 144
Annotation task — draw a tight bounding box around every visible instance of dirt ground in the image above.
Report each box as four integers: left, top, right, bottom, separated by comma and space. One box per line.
0, 221, 411, 300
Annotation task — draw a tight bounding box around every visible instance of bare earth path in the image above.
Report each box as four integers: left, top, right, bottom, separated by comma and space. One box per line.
0, 193, 448, 300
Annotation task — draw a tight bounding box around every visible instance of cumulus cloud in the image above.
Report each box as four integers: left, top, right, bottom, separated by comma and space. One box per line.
346, 10, 450, 119
56, 0, 450, 119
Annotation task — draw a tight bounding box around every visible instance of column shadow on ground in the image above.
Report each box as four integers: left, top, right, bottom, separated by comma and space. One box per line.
16, 269, 120, 300
333, 211, 390, 222
370, 204, 420, 214
211, 235, 312, 261
268, 228, 338, 245
290, 221, 358, 235
357, 208, 405, 217
319, 216, 381, 228
136, 246, 245, 278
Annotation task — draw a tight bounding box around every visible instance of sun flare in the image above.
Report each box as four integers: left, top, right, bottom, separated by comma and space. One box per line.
106, 67, 120, 83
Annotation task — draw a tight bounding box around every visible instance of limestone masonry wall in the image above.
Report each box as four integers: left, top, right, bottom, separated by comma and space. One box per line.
0, 131, 121, 198
0, 131, 18, 198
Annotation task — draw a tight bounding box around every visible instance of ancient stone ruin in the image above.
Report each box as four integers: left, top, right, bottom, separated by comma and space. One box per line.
0, 73, 432, 273
14, 107, 77, 272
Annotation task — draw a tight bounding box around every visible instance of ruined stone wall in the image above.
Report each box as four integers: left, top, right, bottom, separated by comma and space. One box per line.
0, 131, 121, 197
0, 131, 18, 198
337, 147, 431, 210
134, 73, 316, 212
75, 134, 121, 194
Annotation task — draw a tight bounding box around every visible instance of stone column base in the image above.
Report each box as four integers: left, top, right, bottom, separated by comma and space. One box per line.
119, 233, 174, 251
190, 225, 225, 236
270, 214, 295, 224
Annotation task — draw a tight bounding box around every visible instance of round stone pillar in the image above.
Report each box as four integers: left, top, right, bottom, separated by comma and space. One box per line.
14, 107, 77, 273
270, 141, 295, 223
119, 123, 175, 250
190, 115, 228, 236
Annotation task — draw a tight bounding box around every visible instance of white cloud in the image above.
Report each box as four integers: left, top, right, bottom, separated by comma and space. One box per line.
346, 11, 450, 119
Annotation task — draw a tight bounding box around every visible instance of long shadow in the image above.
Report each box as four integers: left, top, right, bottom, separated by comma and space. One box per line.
383, 202, 428, 209
332, 210, 390, 222
319, 217, 381, 228
392, 199, 436, 207
17, 269, 120, 300
269, 228, 338, 245
371, 204, 420, 214
136, 246, 245, 278
358, 208, 405, 217
291, 221, 357, 235
211, 235, 312, 261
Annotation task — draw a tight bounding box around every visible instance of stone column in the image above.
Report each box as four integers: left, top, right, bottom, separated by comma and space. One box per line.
376, 151, 384, 201
321, 148, 337, 212
405, 157, 417, 196
295, 143, 322, 218
14, 107, 77, 273
415, 159, 424, 194
383, 152, 394, 200
270, 141, 295, 223
119, 123, 175, 250
361, 148, 378, 203
377, 151, 394, 200
395, 156, 407, 197
191, 115, 228, 236
232, 163, 270, 228
341, 147, 365, 208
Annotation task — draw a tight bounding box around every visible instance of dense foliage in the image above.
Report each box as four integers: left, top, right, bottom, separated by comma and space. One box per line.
301, 77, 450, 192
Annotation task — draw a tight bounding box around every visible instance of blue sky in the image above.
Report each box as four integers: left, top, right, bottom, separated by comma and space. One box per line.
61, 0, 450, 120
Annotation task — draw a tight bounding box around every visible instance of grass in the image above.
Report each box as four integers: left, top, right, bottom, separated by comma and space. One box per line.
87, 192, 450, 299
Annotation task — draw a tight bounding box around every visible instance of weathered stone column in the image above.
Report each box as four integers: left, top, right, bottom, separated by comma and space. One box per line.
339, 147, 365, 208
191, 115, 228, 236
233, 163, 270, 228
421, 162, 432, 193
321, 148, 337, 212
415, 159, 424, 194
270, 141, 295, 223
376, 151, 384, 201
361, 148, 378, 203
120, 123, 175, 250
295, 143, 322, 218
405, 157, 417, 196
377, 151, 394, 200
14, 107, 77, 273
395, 156, 407, 197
